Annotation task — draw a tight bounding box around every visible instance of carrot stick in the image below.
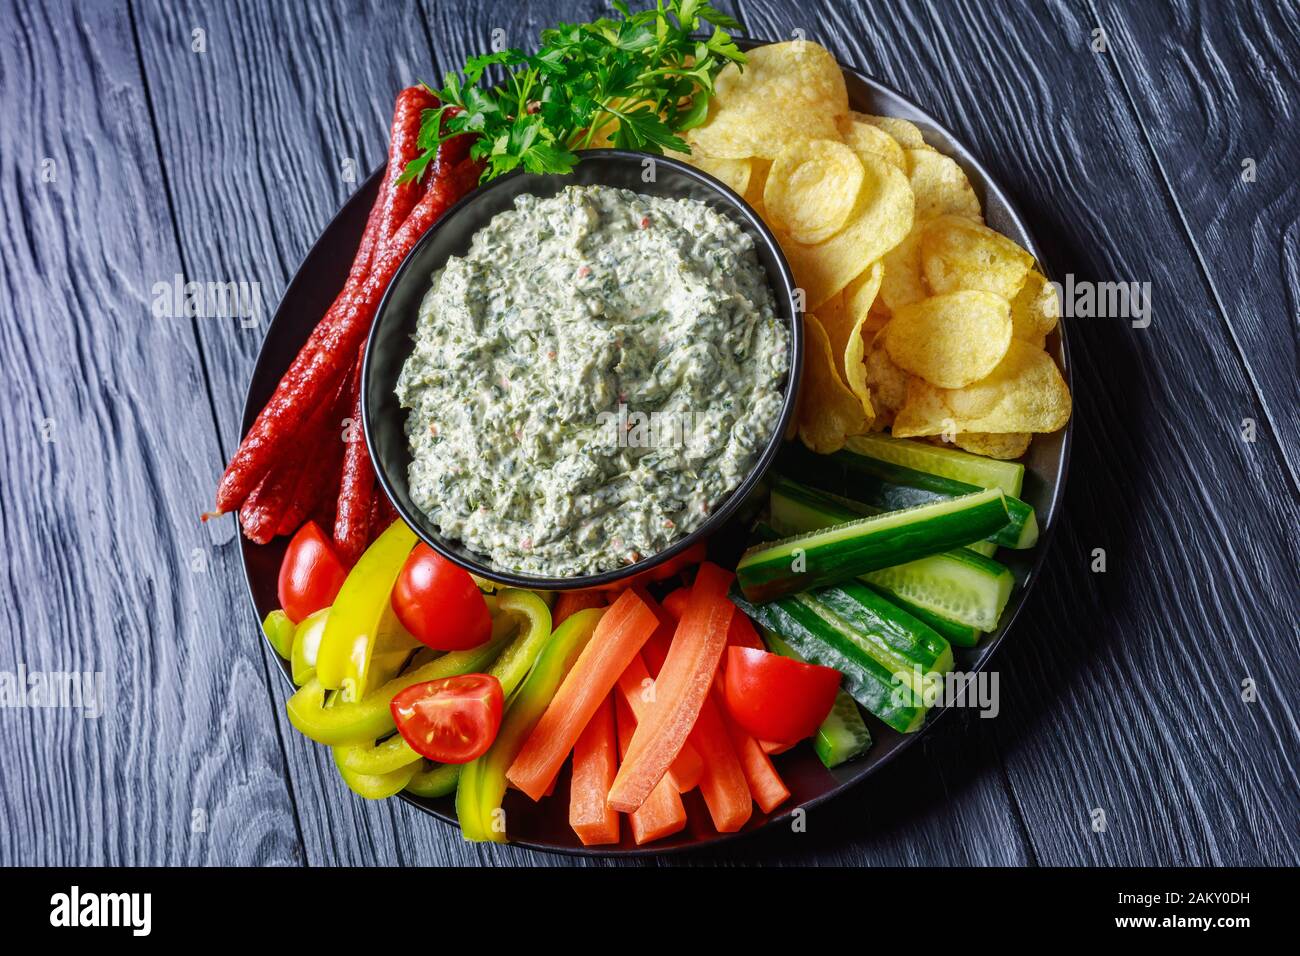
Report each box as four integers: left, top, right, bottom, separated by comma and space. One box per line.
660, 586, 689, 623
616, 654, 703, 792
569, 695, 620, 846
553, 590, 607, 627
614, 695, 687, 845
759, 739, 796, 756
685, 689, 753, 832
507, 589, 660, 801
606, 563, 735, 814
721, 699, 790, 814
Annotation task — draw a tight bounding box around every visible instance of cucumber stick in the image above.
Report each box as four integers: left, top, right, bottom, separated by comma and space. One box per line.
764, 629, 871, 767
870, 588, 981, 647
830, 445, 1038, 549
769, 478, 1012, 634
739, 485, 1009, 604
844, 434, 1024, 497
735, 583, 953, 734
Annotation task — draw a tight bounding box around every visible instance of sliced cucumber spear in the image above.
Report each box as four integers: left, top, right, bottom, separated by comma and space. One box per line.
768, 477, 1012, 636
830, 446, 1038, 550
737, 487, 1010, 604
844, 434, 1025, 497
735, 583, 953, 734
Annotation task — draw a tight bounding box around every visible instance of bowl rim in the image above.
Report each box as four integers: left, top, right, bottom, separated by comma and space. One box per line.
361, 148, 804, 590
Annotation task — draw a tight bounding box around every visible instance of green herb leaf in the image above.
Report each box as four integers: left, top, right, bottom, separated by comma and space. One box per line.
402, 0, 745, 185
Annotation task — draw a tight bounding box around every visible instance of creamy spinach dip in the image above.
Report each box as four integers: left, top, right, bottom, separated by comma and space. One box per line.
396, 184, 788, 577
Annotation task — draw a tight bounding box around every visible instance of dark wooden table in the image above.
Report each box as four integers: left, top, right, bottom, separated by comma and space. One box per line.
1, 0, 1296, 867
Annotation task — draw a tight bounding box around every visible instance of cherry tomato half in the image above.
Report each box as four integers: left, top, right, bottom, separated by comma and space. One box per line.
391, 674, 504, 764
723, 646, 841, 746
391, 543, 492, 651
277, 521, 349, 624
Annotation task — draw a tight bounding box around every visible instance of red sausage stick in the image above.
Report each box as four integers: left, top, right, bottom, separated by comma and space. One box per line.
213, 123, 476, 516
273, 374, 351, 538
376, 87, 438, 247
332, 352, 375, 562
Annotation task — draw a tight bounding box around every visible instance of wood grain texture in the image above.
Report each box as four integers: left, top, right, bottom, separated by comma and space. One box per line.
0, 0, 302, 866
128, 0, 503, 868
743, 0, 1300, 865
1094, 0, 1300, 488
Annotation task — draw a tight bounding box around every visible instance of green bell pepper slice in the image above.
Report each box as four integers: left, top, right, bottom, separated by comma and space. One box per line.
397, 588, 553, 794
290, 608, 328, 686
335, 733, 424, 776
479, 590, 553, 698
316, 520, 416, 700
287, 636, 507, 745
262, 609, 295, 660
333, 750, 420, 800
405, 762, 462, 798
456, 606, 604, 842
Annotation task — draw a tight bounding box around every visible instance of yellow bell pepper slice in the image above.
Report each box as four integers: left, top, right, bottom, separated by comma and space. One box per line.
315, 521, 416, 700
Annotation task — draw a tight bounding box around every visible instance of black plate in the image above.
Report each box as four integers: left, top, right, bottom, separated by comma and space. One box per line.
238, 41, 1072, 856
362, 150, 803, 590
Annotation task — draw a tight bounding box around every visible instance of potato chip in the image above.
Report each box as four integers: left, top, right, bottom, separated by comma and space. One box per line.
921, 215, 1034, 299
861, 113, 928, 149
951, 432, 1032, 459
884, 290, 1012, 388
798, 312, 868, 453
837, 112, 907, 171
777, 152, 914, 309
821, 261, 884, 418
687, 152, 752, 196
877, 227, 927, 315
745, 159, 771, 208
764, 140, 865, 244
907, 147, 982, 222
691, 41, 847, 159
1010, 270, 1060, 347
844, 260, 885, 331
892, 340, 1072, 437
863, 328, 909, 427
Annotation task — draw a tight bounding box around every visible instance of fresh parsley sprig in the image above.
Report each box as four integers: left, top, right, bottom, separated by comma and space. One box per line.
399, 0, 745, 184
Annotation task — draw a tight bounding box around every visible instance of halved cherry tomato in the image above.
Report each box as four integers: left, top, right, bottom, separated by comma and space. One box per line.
391, 543, 491, 650
723, 646, 841, 745
391, 674, 503, 764
278, 521, 349, 624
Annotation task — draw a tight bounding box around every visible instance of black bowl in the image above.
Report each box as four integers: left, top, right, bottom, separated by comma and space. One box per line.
362, 149, 803, 590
